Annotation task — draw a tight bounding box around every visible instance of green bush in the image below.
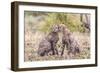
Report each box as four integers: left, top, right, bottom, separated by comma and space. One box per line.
39, 12, 85, 33
25, 11, 87, 33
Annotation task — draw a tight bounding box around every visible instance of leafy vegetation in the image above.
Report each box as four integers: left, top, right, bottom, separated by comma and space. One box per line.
25, 11, 89, 33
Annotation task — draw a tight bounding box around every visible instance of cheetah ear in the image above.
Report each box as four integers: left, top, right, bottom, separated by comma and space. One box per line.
62, 26, 66, 31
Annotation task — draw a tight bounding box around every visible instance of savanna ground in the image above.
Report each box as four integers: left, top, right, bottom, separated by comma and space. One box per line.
24, 11, 90, 61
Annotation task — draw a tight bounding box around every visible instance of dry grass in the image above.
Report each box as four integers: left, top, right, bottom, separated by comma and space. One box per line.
24, 31, 90, 61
